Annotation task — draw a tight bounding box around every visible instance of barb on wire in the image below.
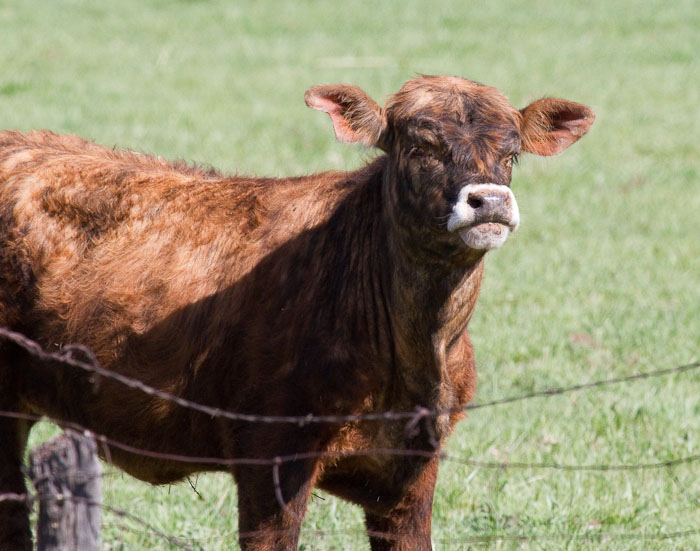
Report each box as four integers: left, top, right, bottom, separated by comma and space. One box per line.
2, 326, 699, 427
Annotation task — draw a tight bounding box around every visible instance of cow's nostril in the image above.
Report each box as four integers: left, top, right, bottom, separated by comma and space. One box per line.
467, 194, 483, 209
467, 190, 508, 210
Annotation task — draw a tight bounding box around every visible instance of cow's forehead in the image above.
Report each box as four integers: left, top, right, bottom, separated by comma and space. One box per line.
385, 75, 521, 131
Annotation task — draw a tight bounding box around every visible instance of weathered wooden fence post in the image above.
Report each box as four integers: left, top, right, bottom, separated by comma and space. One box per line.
29, 429, 102, 551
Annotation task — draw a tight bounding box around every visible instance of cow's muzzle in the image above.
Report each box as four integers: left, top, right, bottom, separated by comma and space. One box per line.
446, 183, 520, 250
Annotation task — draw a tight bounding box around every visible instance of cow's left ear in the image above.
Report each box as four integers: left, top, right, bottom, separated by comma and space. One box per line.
520, 98, 595, 156
305, 85, 386, 148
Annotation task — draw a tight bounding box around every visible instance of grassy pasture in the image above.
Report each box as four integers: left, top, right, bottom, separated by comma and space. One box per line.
2, 0, 699, 549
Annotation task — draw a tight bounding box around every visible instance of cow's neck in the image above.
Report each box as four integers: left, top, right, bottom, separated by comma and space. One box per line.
374, 164, 486, 412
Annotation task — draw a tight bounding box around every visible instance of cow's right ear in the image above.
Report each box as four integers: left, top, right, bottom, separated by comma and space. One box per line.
305, 85, 385, 148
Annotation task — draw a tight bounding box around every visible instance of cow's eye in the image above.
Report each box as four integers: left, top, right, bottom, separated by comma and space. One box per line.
503, 154, 518, 170
408, 147, 426, 159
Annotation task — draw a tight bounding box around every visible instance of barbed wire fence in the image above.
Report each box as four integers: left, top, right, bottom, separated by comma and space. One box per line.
1, 326, 699, 549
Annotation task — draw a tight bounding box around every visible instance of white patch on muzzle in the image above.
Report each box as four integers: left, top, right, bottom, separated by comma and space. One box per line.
446, 183, 520, 250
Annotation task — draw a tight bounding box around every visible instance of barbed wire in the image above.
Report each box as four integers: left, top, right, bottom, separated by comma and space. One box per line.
0, 492, 30, 505
2, 326, 698, 427
23, 468, 121, 488
4, 490, 700, 548
3, 326, 700, 549
110, 521, 204, 551
222, 525, 700, 547
1, 323, 699, 471
4, 404, 700, 549
465, 359, 700, 411
2, 408, 700, 474
436, 526, 700, 546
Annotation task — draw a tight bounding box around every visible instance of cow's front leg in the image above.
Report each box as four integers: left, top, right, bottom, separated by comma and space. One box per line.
234, 457, 319, 551
363, 457, 439, 551
232, 424, 325, 551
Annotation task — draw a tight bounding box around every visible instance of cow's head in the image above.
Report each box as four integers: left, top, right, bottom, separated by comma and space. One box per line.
306, 75, 594, 254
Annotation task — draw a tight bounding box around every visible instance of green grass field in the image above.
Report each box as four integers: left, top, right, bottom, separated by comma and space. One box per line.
2, 0, 699, 549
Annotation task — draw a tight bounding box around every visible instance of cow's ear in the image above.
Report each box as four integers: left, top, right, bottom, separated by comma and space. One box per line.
305, 85, 385, 148
520, 98, 595, 156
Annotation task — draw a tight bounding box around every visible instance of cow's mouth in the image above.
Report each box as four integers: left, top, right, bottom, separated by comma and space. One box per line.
447, 183, 520, 251
457, 221, 511, 250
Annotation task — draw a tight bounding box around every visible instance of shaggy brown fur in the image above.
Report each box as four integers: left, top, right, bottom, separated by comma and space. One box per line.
0, 76, 594, 550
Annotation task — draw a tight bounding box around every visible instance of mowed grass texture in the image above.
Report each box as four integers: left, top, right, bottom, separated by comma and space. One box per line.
2, 0, 699, 549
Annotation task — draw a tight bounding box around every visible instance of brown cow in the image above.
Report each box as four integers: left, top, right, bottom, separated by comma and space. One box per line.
0, 75, 594, 550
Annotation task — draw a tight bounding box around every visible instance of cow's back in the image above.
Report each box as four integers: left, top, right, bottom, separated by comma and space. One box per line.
0, 130, 348, 360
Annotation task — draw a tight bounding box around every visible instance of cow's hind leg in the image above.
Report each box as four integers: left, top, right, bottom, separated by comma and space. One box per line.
0, 416, 33, 551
